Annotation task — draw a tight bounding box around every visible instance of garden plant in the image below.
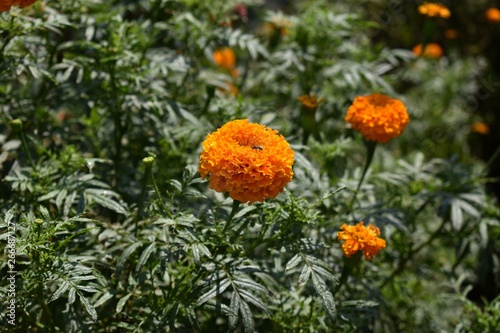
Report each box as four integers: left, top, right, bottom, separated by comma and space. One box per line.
1, 0, 500, 332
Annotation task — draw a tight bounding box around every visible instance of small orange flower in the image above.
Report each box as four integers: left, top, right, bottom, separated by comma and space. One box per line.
0, 0, 36, 12
470, 122, 489, 135
412, 43, 443, 59
486, 8, 500, 23
345, 93, 410, 143
418, 2, 450, 18
213, 47, 236, 72
199, 119, 294, 204
337, 222, 386, 260
297, 94, 324, 111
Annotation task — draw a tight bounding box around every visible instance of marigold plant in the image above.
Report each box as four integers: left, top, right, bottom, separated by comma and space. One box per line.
418, 2, 450, 18
0, 0, 36, 12
345, 93, 410, 143
199, 119, 294, 203
412, 43, 443, 59
337, 221, 386, 260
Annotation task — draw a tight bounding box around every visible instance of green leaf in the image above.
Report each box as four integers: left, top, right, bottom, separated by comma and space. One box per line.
136, 242, 156, 272
239, 298, 254, 333
196, 278, 231, 307
239, 289, 270, 315
78, 291, 98, 321
116, 242, 142, 275
49, 282, 70, 303
298, 264, 311, 287
116, 293, 132, 314
285, 254, 302, 271
311, 272, 336, 322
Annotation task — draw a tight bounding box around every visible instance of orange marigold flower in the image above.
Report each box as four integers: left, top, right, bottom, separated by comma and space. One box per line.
199, 119, 294, 204
337, 222, 386, 260
213, 47, 236, 72
418, 2, 450, 18
486, 8, 500, 23
345, 93, 410, 143
470, 122, 489, 135
0, 0, 36, 12
412, 43, 443, 59
297, 94, 324, 111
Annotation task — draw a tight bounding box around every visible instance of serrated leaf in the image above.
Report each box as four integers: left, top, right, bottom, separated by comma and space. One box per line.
229, 290, 240, 330
239, 299, 254, 333
116, 242, 142, 274
233, 278, 268, 294
298, 264, 311, 287
136, 242, 156, 272
239, 289, 269, 315
79, 291, 98, 321
116, 293, 132, 313
49, 281, 70, 303
85, 191, 128, 215
94, 292, 114, 308
68, 288, 76, 305
196, 278, 231, 307
285, 254, 302, 271
311, 272, 336, 322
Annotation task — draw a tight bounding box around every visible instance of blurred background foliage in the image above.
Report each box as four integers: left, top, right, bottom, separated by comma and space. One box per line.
0, 0, 499, 332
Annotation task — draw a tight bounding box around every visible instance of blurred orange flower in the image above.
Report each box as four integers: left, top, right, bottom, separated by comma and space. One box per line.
418, 2, 450, 18
345, 93, 410, 143
412, 43, 443, 59
199, 119, 294, 204
338, 222, 386, 260
0, 0, 36, 12
486, 8, 500, 23
470, 122, 489, 135
213, 47, 236, 73
297, 94, 324, 111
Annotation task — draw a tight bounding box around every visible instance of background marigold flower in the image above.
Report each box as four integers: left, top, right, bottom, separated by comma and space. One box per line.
199, 119, 294, 204
470, 122, 489, 135
0, 0, 36, 12
213, 47, 236, 72
345, 93, 410, 143
297, 94, 324, 111
486, 8, 500, 23
337, 221, 386, 260
412, 43, 443, 59
418, 2, 450, 18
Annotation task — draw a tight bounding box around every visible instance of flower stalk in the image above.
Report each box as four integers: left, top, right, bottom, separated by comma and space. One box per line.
349, 140, 376, 210
11, 119, 36, 169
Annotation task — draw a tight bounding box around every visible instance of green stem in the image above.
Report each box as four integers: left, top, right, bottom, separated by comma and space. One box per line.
380, 217, 447, 289
222, 200, 241, 234
333, 264, 352, 296
486, 144, 500, 169
349, 140, 377, 211
150, 166, 172, 218
135, 163, 151, 236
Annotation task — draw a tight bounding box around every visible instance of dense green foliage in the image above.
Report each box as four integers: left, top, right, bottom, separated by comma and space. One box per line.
1, 0, 499, 332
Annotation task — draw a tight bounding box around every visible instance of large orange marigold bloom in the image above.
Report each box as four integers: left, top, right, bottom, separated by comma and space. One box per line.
412, 43, 443, 59
199, 119, 294, 204
486, 8, 500, 23
0, 0, 36, 12
337, 222, 386, 260
345, 93, 409, 143
418, 2, 450, 18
